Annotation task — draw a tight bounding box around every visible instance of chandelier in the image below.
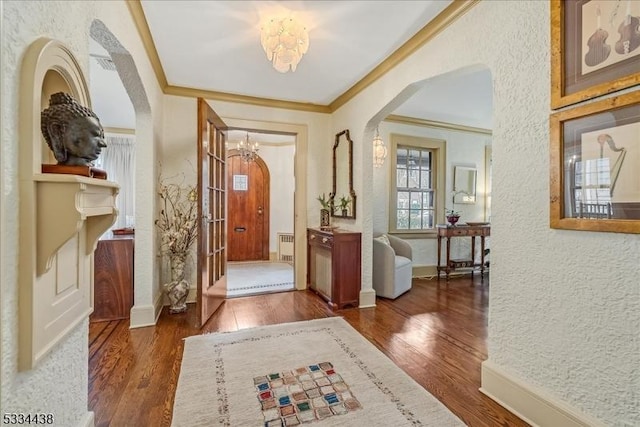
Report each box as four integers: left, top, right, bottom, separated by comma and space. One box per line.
372, 126, 387, 168
260, 15, 309, 73
237, 132, 259, 163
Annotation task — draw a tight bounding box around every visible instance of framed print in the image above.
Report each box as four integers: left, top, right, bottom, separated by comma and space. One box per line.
550, 90, 640, 233
551, 0, 640, 109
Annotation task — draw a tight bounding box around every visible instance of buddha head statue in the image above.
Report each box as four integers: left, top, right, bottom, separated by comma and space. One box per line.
41, 92, 106, 166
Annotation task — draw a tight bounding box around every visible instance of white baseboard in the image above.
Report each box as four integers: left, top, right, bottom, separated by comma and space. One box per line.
359, 288, 376, 308
412, 265, 437, 277
480, 360, 606, 427
77, 411, 94, 427
129, 292, 163, 328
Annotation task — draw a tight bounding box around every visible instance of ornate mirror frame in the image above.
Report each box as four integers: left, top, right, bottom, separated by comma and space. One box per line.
330, 129, 356, 219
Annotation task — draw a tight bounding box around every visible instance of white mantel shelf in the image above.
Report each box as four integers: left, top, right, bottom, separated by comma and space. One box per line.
34, 173, 119, 275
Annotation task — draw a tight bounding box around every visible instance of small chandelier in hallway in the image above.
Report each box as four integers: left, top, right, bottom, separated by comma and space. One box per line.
260, 15, 309, 73
237, 132, 259, 163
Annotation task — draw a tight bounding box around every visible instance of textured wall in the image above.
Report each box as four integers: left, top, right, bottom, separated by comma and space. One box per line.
1, 1, 164, 425
333, 1, 639, 425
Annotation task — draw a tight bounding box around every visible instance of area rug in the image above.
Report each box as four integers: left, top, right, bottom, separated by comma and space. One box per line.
171, 317, 463, 426
226, 261, 294, 297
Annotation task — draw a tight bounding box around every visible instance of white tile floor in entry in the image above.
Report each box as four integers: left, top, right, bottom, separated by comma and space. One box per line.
226, 261, 295, 298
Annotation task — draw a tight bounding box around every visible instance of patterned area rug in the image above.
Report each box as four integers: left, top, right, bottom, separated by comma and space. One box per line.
172, 317, 463, 426
226, 261, 294, 298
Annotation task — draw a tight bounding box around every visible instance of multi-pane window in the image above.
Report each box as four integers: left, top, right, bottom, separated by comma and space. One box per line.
394, 146, 435, 230
389, 135, 445, 235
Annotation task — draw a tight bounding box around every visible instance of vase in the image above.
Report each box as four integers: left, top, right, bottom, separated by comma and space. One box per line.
165, 254, 189, 314
320, 208, 330, 228
446, 215, 460, 226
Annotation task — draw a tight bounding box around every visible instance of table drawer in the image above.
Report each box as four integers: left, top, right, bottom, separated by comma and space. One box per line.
308, 230, 333, 249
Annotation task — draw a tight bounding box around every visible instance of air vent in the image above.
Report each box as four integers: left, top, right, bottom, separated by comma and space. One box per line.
91, 54, 116, 71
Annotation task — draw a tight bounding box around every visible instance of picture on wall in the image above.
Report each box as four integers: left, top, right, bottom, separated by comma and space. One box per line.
551, 0, 640, 109
550, 90, 640, 234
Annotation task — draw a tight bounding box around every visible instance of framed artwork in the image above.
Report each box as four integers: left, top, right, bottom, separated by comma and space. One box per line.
550, 90, 640, 233
551, 0, 640, 109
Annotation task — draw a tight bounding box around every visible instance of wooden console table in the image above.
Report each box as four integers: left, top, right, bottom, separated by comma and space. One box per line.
436, 224, 490, 281
307, 228, 361, 309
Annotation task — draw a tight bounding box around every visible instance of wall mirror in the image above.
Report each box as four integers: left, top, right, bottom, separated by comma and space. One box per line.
453, 166, 477, 204
331, 129, 356, 218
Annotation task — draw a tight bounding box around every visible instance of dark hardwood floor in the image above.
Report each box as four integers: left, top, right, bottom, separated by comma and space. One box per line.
88, 275, 528, 426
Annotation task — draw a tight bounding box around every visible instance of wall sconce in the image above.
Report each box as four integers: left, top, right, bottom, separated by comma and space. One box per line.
372, 126, 387, 168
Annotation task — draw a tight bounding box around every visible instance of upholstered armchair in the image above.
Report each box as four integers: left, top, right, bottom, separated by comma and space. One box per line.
372, 234, 413, 299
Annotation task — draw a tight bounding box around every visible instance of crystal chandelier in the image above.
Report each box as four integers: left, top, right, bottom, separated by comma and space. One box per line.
372, 126, 387, 168
236, 132, 259, 163
260, 15, 309, 73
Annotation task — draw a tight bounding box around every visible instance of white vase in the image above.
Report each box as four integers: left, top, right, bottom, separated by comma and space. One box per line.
165, 254, 189, 313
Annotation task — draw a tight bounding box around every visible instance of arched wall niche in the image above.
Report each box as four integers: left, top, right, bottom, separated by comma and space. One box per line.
20, 38, 92, 176
18, 38, 118, 371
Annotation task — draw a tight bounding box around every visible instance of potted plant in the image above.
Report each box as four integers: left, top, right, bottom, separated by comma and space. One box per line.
445, 208, 461, 226
317, 193, 331, 227
338, 195, 351, 216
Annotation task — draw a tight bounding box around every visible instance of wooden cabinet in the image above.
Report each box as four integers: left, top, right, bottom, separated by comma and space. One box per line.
436, 224, 490, 281
307, 228, 361, 309
90, 234, 134, 322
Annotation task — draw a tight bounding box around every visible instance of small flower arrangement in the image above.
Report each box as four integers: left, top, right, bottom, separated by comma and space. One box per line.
317, 193, 331, 210
155, 178, 198, 261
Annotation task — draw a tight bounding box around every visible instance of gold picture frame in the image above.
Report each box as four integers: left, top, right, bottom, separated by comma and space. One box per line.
551, 0, 640, 109
550, 90, 640, 233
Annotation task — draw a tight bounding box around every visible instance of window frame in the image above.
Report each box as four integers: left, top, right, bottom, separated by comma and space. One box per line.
388, 134, 446, 237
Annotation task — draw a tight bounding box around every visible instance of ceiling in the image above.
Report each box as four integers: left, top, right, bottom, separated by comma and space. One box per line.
90, 1, 492, 136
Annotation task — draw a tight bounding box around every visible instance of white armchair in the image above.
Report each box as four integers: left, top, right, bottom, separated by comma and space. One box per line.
372, 234, 413, 299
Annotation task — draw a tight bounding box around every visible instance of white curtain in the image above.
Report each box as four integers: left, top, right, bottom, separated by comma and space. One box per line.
96, 134, 136, 230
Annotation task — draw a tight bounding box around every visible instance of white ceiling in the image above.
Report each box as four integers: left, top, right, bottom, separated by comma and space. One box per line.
90, 1, 493, 134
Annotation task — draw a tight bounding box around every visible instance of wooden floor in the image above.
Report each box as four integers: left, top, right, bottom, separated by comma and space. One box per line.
89, 275, 529, 426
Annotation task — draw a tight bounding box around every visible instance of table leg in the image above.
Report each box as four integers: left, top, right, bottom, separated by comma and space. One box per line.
445, 236, 451, 281
437, 235, 442, 280
471, 236, 476, 279
480, 236, 486, 280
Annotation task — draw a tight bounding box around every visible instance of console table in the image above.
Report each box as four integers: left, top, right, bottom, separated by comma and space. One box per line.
307, 228, 361, 309
436, 224, 490, 281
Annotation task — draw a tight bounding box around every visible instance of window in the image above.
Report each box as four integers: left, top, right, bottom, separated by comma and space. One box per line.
389, 135, 445, 235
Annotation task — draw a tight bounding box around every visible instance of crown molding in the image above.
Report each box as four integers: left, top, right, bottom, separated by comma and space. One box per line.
329, 0, 480, 112
164, 85, 331, 114
126, 0, 168, 89
127, 0, 479, 114
385, 114, 492, 135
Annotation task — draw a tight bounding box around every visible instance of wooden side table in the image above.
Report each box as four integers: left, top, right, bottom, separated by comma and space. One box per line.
436, 224, 490, 281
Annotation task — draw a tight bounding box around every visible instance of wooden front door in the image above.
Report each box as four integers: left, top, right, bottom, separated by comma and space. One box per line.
227, 150, 270, 261
196, 98, 227, 328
